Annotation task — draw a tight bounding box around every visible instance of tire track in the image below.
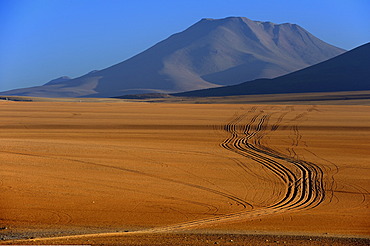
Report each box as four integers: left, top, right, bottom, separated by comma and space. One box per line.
232, 108, 326, 213
117, 107, 327, 233
141, 106, 327, 232
0, 149, 253, 212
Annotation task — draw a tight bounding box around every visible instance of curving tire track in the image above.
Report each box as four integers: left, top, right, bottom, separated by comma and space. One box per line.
230, 109, 326, 213
121, 107, 327, 233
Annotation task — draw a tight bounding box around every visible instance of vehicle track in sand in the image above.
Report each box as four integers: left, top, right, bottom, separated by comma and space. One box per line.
138, 106, 327, 233
14, 106, 330, 243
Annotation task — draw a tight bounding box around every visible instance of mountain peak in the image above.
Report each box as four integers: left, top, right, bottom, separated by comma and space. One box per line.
1, 17, 345, 98
199, 16, 286, 26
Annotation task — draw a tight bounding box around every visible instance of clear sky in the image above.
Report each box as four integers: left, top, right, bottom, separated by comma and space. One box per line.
1, 0, 369, 92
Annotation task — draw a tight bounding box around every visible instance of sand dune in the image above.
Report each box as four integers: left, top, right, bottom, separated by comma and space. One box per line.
0, 102, 369, 245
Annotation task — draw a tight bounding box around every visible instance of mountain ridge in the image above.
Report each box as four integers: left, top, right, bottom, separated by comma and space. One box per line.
173, 42, 370, 97
1, 17, 345, 98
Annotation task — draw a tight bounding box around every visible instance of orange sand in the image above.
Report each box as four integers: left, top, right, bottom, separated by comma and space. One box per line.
0, 102, 369, 243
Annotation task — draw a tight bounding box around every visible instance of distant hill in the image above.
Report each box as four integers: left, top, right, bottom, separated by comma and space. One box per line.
1, 17, 345, 98
43, 76, 72, 85
174, 42, 370, 97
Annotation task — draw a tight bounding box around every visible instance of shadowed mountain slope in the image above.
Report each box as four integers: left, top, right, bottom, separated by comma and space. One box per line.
174, 42, 370, 97
1, 17, 345, 98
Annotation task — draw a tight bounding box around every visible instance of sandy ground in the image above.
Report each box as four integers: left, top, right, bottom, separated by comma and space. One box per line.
2, 90, 370, 105
0, 101, 369, 245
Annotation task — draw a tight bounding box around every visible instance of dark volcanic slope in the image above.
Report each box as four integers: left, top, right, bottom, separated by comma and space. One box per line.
1, 17, 345, 98
174, 42, 370, 97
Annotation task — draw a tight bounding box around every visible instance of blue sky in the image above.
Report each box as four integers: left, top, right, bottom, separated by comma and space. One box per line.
1, 0, 369, 92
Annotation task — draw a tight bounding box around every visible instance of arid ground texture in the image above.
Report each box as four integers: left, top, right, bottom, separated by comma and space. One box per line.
0, 101, 369, 245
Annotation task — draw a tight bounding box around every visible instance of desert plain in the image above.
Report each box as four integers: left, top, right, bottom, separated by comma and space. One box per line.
0, 100, 369, 245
